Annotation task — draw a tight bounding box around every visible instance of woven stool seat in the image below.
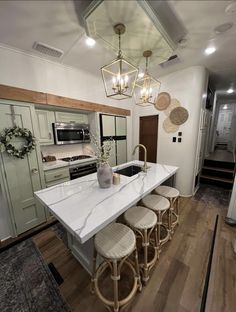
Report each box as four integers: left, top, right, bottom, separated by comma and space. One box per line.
124, 206, 158, 283
124, 206, 157, 230
141, 194, 170, 211
94, 223, 136, 260
154, 186, 180, 237
155, 185, 180, 198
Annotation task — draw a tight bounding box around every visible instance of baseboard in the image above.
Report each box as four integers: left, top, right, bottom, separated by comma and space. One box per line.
0, 236, 11, 243
180, 194, 193, 198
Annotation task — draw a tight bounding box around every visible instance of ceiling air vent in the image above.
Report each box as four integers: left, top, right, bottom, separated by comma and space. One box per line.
159, 55, 180, 68
32, 42, 64, 58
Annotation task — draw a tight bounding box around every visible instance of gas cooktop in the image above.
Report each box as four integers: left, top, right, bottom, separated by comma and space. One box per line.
60, 155, 92, 162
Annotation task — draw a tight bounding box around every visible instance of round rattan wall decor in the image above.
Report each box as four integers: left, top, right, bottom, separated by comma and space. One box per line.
169, 107, 189, 125
164, 98, 181, 116
155, 92, 171, 111
163, 117, 179, 133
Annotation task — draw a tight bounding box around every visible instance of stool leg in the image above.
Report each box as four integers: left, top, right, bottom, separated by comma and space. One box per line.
156, 211, 161, 257
143, 229, 149, 284
176, 197, 179, 218
90, 247, 97, 294
134, 248, 142, 291
112, 260, 119, 312
168, 207, 172, 240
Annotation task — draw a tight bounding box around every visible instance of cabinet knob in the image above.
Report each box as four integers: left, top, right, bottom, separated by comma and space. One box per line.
31, 168, 39, 174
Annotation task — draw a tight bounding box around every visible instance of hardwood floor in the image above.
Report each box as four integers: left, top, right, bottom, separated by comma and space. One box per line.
33, 187, 236, 312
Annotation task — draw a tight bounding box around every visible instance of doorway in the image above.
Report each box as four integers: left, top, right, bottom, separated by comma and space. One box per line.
139, 115, 158, 163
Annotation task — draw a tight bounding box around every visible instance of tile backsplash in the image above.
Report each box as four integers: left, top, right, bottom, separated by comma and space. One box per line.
41, 143, 95, 159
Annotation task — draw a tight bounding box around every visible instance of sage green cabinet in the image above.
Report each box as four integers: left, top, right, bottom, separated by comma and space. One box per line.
0, 103, 46, 235
44, 167, 70, 187
44, 167, 70, 219
35, 109, 55, 145
55, 111, 88, 124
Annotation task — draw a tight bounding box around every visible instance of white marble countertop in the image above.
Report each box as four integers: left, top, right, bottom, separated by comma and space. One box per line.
35, 161, 178, 243
43, 156, 97, 171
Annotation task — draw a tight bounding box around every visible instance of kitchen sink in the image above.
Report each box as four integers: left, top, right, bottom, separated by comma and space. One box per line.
115, 165, 143, 177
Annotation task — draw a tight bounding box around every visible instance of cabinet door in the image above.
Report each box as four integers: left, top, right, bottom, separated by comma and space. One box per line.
36, 109, 55, 145
0, 104, 46, 235
101, 115, 116, 137
116, 117, 127, 136
55, 111, 88, 124
117, 140, 127, 165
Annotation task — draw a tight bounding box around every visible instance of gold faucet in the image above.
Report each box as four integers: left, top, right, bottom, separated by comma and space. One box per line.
132, 144, 148, 172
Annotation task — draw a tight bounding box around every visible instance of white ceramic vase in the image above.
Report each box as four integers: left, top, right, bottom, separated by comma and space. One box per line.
97, 163, 112, 188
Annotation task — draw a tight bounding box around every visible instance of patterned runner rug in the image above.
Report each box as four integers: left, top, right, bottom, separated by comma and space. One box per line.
0, 238, 71, 312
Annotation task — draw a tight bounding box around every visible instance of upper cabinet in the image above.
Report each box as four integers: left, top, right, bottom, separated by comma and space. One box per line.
55, 111, 88, 124
35, 109, 55, 145
35, 109, 89, 146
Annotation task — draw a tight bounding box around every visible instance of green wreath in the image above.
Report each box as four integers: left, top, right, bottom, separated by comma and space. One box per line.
0, 126, 36, 159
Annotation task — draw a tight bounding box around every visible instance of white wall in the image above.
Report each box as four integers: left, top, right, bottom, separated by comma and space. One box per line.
0, 46, 134, 240
133, 66, 208, 196
227, 177, 236, 221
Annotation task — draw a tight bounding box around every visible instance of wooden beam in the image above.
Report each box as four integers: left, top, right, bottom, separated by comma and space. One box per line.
46, 94, 130, 116
0, 84, 131, 116
0, 84, 47, 104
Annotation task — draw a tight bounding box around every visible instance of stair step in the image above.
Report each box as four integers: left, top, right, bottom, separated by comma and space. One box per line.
204, 159, 235, 170
200, 175, 234, 184
203, 166, 235, 174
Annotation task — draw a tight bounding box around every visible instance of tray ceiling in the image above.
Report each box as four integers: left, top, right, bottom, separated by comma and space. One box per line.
82, 0, 176, 67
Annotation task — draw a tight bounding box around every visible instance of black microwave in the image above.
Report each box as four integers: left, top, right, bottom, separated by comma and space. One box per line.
52, 123, 90, 145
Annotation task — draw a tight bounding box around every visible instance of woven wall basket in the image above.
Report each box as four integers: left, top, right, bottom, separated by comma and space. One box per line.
169, 107, 189, 125
164, 98, 181, 116
155, 92, 171, 111
163, 117, 179, 133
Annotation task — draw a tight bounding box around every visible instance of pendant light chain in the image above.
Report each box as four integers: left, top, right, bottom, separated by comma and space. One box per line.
118, 30, 122, 58
145, 56, 148, 74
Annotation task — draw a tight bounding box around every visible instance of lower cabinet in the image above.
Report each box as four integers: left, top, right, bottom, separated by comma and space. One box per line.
43, 167, 70, 219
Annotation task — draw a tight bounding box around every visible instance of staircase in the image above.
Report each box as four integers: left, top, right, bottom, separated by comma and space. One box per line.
200, 159, 235, 189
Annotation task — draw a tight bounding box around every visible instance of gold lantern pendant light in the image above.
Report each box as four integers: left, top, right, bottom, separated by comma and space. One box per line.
135, 50, 161, 106
101, 23, 138, 100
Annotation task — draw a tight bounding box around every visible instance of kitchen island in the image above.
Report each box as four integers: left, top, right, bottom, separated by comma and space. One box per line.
35, 161, 178, 274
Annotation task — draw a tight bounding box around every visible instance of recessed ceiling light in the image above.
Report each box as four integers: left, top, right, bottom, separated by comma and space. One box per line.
225, 1, 236, 14
205, 47, 216, 55
138, 72, 144, 78
214, 22, 233, 34
223, 104, 228, 109
227, 87, 234, 94
85, 37, 96, 47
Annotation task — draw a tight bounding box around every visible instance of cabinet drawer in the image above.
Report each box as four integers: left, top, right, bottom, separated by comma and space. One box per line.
46, 177, 70, 188
44, 167, 70, 183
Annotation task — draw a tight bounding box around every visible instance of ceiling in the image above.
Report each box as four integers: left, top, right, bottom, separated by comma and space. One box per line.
0, 0, 235, 92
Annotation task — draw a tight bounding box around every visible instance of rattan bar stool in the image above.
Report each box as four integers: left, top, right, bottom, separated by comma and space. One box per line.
92, 223, 142, 312
154, 185, 180, 236
141, 194, 170, 254
124, 206, 158, 284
